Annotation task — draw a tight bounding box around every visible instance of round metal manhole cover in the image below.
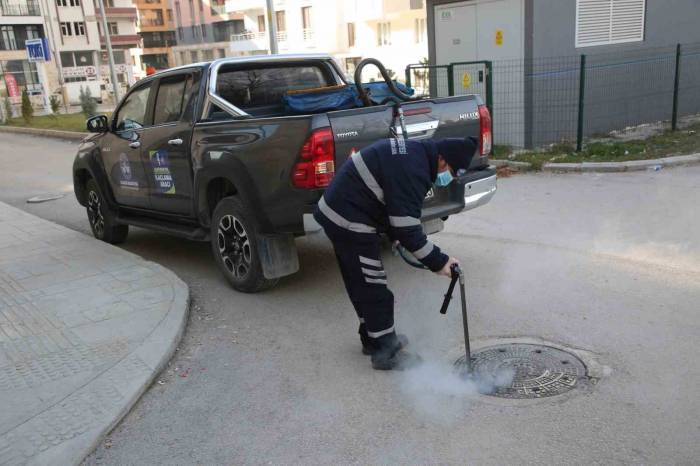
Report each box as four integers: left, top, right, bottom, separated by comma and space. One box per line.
455, 344, 588, 399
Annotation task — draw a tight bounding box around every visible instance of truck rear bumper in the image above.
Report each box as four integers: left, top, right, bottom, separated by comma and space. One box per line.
303, 170, 498, 234
462, 171, 497, 212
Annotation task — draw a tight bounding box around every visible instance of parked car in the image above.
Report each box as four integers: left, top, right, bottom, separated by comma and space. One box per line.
73, 54, 496, 292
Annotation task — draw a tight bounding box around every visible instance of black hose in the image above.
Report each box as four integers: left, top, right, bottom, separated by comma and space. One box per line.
353, 58, 416, 107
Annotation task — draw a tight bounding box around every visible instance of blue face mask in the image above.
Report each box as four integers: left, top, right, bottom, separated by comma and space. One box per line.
435, 170, 454, 187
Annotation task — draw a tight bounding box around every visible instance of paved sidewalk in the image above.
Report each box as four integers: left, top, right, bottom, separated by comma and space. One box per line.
0, 202, 189, 466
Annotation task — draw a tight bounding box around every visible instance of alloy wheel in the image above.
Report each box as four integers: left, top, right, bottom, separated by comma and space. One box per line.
87, 190, 105, 237
217, 214, 252, 279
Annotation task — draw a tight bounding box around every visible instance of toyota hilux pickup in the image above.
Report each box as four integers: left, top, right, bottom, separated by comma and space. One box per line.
73, 54, 497, 292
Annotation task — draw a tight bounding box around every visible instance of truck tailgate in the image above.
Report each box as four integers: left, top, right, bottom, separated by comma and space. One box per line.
326, 95, 489, 218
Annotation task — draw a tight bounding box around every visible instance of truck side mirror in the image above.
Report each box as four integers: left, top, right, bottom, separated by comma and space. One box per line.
86, 115, 109, 133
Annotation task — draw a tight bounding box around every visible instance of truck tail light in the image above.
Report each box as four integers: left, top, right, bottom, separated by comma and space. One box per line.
292, 127, 335, 189
478, 104, 492, 156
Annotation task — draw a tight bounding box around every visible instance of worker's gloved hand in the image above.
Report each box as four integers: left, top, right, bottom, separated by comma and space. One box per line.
437, 257, 460, 278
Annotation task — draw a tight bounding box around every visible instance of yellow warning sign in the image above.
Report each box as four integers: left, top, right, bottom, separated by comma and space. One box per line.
462, 72, 471, 89
495, 29, 504, 46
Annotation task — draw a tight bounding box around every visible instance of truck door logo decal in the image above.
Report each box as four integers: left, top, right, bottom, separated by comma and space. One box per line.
118, 153, 139, 189
150, 149, 176, 194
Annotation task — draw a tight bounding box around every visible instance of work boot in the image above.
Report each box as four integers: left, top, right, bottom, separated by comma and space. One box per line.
371, 348, 422, 371
359, 325, 408, 355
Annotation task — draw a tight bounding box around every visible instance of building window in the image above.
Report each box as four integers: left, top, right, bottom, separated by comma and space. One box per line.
576, 0, 646, 47
60, 50, 94, 67
414, 18, 426, 44
257, 15, 265, 32
108, 22, 119, 35
179, 51, 187, 65
217, 48, 226, 58
1, 60, 41, 93
347, 22, 355, 47
275, 10, 286, 32
377, 22, 391, 46
201, 24, 207, 38
60, 22, 72, 37
167, 9, 173, 21
198, 0, 203, 11
202, 49, 213, 60
301, 6, 312, 29
73, 22, 85, 36
56, 0, 66, 6
1, 26, 17, 50
26, 25, 41, 41
69, 0, 80, 6
105, 0, 114, 6
190, 50, 198, 62
141, 9, 164, 27
188, 0, 195, 25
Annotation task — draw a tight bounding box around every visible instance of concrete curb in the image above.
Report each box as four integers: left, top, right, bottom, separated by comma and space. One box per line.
0, 202, 189, 466
542, 153, 700, 173
0, 125, 87, 141
491, 159, 533, 171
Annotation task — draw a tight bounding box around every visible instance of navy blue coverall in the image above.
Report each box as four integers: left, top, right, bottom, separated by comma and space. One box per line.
313, 137, 449, 346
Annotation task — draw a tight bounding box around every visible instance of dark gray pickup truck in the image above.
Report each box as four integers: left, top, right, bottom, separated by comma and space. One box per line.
73, 53, 496, 292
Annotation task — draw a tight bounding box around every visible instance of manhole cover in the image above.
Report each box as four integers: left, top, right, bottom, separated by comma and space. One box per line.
456, 344, 588, 399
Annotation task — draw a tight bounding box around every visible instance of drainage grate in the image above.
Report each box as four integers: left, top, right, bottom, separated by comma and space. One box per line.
456, 343, 588, 399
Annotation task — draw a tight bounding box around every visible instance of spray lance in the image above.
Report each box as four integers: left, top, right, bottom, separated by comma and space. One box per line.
392, 243, 473, 375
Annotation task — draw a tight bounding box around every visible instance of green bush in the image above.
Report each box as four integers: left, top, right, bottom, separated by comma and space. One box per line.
21, 89, 33, 123
79, 86, 97, 116
49, 95, 61, 114
2, 97, 12, 123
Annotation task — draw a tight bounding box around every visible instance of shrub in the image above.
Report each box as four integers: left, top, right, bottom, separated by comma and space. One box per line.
2, 97, 12, 123
49, 94, 61, 114
21, 89, 33, 123
79, 86, 97, 116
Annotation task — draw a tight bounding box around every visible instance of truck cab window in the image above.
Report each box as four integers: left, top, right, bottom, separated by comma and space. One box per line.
154, 74, 192, 125
115, 83, 152, 131
216, 65, 331, 116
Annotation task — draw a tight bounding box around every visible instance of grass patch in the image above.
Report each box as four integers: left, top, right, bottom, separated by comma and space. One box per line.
5, 112, 110, 133
504, 122, 700, 169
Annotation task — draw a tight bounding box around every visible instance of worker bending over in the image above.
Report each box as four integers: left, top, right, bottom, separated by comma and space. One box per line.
314, 136, 478, 370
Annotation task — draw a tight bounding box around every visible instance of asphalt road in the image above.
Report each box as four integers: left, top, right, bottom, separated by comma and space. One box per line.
1, 132, 699, 465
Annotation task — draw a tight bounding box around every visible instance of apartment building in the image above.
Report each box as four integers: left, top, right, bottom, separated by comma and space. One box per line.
136, 0, 175, 70
0, 0, 50, 113
1, 0, 141, 110
169, 0, 246, 65
172, 0, 427, 82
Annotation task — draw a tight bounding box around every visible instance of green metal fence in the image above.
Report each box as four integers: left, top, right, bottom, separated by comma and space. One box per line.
406, 42, 700, 151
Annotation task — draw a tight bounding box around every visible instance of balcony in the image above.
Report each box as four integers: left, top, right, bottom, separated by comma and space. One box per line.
100, 34, 141, 46
140, 18, 164, 27
95, 7, 138, 20
230, 31, 267, 52
224, 0, 263, 14
0, 0, 41, 16
275, 30, 286, 42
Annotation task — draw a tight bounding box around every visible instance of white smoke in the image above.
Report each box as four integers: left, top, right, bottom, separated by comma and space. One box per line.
398, 359, 515, 423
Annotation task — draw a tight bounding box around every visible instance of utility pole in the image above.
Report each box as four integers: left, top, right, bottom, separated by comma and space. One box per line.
265, 0, 278, 55
39, 0, 68, 111
96, 0, 120, 103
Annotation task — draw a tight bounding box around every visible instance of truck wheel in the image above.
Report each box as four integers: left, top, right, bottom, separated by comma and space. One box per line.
211, 196, 278, 293
85, 179, 129, 244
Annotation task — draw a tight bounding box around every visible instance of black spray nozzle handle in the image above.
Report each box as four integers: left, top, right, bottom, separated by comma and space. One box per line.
440, 263, 462, 315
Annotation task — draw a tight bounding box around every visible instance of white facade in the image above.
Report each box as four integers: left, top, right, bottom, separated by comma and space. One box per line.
180, 0, 428, 82
42, 0, 141, 104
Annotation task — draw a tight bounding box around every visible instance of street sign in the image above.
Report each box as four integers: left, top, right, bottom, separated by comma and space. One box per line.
26, 38, 51, 62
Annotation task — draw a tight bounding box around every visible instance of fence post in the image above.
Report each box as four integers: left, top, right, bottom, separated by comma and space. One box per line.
672, 43, 681, 131
447, 64, 454, 96
405, 66, 412, 89
576, 54, 587, 152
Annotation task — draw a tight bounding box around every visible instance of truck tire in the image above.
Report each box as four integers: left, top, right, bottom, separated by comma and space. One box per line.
210, 196, 278, 293
85, 178, 129, 244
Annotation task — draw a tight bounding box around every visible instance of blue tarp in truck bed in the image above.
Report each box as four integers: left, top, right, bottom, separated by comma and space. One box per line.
284, 82, 414, 114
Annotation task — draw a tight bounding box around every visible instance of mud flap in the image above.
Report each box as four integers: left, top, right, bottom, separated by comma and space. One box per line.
257, 233, 300, 279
